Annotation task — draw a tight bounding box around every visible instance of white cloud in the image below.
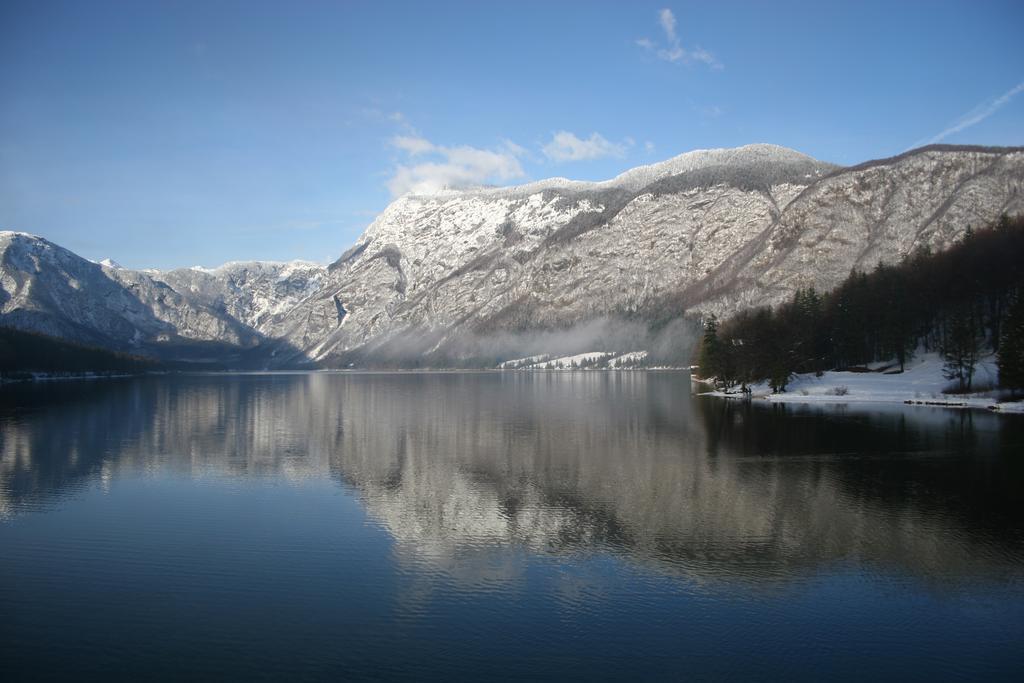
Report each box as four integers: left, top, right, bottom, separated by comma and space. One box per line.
658, 45, 685, 63
916, 81, 1024, 147
387, 136, 526, 196
637, 8, 722, 70
659, 8, 677, 41
500, 138, 529, 158
542, 131, 630, 162
644, 141, 656, 154
390, 135, 435, 156
689, 47, 720, 68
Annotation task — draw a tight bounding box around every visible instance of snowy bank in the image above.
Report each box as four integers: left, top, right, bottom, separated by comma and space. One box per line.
499, 350, 649, 370
699, 353, 1024, 413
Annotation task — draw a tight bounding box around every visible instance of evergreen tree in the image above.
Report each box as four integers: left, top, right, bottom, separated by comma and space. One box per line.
698, 315, 720, 379
768, 361, 790, 393
698, 314, 739, 391
941, 310, 982, 392
998, 295, 1024, 393
698, 216, 1024, 390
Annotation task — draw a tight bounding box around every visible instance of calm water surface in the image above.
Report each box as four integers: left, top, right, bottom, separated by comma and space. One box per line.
1, 372, 1023, 680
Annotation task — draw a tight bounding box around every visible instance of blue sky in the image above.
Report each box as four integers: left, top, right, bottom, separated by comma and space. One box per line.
1, 1, 1022, 269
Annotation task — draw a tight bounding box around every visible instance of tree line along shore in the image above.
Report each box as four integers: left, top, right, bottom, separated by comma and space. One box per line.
697, 215, 1024, 397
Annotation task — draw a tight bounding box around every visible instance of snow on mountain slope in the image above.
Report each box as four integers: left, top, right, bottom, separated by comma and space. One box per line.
269, 145, 838, 363
692, 145, 1024, 315
0, 231, 262, 352
275, 144, 1022, 365
0, 231, 323, 360
3, 143, 1022, 367
153, 260, 326, 336
467, 143, 827, 196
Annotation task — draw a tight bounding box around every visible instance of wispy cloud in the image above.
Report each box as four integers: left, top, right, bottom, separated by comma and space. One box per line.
391, 135, 435, 156
916, 81, 1024, 147
387, 135, 526, 196
542, 131, 630, 162
637, 8, 722, 70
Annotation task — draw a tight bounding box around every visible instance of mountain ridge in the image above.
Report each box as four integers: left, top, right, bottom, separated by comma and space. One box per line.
409, 143, 835, 199
2, 143, 1022, 367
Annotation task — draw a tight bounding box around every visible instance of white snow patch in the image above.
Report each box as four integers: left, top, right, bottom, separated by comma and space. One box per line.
498, 354, 552, 369
534, 352, 614, 369
609, 351, 648, 367
499, 350, 648, 370
702, 352, 1024, 413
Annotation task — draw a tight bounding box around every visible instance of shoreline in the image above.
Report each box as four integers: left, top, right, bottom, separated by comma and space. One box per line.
695, 353, 1024, 414
0, 371, 139, 385
1, 366, 691, 385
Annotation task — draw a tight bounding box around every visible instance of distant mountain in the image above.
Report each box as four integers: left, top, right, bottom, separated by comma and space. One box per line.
154, 260, 326, 337
2, 143, 1022, 367
0, 231, 325, 366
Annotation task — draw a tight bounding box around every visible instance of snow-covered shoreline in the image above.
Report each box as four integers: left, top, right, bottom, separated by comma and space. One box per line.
498, 350, 650, 370
697, 353, 1024, 414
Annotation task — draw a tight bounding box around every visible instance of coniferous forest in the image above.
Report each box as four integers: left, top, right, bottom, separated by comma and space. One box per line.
698, 215, 1024, 393
0, 326, 156, 379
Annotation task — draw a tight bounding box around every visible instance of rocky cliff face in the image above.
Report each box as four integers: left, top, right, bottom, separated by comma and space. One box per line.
277, 144, 1023, 365
152, 261, 326, 337
0, 231, 324, 363
693, 145, 1024, 314
0, 231, 238, 350
2, 144, 1022, 367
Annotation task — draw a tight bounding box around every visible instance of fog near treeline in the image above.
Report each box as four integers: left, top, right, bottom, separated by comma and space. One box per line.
342, 315, 703, 368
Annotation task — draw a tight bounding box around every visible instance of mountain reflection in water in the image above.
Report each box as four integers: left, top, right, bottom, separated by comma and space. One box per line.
3, 371, 1022, 589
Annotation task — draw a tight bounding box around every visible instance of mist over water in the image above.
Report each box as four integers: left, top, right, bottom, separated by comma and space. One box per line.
2, 372, 1023, 679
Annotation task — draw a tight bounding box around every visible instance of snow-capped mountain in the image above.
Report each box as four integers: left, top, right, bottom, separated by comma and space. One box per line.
0, 231, 325, 363
277, 144, 1023, 365
2, 143, 1022, 367
153, 261, 326, 336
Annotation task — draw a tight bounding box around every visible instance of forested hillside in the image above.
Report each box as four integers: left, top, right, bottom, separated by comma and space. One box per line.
698, 215, 1024, 393
0, 327, 157, 379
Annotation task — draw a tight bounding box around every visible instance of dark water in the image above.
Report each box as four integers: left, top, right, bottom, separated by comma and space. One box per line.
2, 372, 1023, 681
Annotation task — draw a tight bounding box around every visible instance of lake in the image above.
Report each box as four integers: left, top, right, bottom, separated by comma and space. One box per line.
2, 372, 1023, 680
